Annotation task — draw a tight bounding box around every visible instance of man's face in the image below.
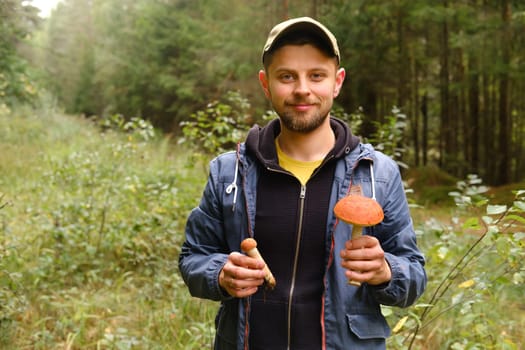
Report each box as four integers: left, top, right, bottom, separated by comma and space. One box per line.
259, 44, 345, 133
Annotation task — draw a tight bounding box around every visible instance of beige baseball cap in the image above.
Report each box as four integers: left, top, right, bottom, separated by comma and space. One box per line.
262, 17, 340, 64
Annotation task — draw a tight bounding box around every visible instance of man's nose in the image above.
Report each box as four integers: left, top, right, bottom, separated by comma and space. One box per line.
293, 77, 310, 95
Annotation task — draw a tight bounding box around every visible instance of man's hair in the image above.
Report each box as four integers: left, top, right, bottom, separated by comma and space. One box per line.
263, 28, 338, 71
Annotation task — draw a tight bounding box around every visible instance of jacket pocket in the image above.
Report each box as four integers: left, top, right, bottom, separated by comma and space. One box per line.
215, 302, 237, 347
346, 313, 391, 340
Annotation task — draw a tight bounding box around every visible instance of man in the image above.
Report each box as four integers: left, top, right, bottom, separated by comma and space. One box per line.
179, 17, 427, 350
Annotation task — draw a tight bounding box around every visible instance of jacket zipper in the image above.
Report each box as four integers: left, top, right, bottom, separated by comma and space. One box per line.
266, 158, 336, 350
265, 166, 307, 350
286, 184, 306, 350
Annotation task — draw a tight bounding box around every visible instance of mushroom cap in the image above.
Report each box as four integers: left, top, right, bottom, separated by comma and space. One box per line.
240, 238, 257, 252
334, 194, 384, 226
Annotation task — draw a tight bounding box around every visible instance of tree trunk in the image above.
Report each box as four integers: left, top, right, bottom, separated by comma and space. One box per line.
439, 0, 451, 170
497, 0, 511, 185
282, 0, 289, 19
358, 77, 379, 137
412, 48, 420, 167
421, 25, 430, 167
450, 46, 464, 177
396, 4, 408, 111
459, 50, 467, 177
515, 81, 524, 181
421, 93, 428, 166
311, 0, 317, 18
468, 54, 480, 174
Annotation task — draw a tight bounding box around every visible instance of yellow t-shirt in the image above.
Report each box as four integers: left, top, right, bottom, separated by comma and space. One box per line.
276, 139, 323, 186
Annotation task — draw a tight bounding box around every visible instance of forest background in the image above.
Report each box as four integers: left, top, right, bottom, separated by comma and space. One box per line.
1, 0, 525, 349
5, 0, 525, 186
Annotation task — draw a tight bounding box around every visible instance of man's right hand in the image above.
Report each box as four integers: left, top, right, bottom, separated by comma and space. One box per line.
219, 252, 266, 298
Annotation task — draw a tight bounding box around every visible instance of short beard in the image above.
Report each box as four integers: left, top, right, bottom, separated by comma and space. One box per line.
279, 111, 329, 133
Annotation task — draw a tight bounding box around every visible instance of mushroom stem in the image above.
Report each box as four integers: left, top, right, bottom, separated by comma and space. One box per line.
348, 225, 364, 286
351, 225, 363, 240
240, 238, 276, 290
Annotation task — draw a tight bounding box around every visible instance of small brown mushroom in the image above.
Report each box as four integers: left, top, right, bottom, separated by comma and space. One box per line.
333, 194, 384, 286
240, 238, 276, 290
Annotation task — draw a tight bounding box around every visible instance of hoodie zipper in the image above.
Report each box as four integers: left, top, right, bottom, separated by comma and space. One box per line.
266, 158, 334, 350
286, 184, 306, 350
265, 166, 306, 350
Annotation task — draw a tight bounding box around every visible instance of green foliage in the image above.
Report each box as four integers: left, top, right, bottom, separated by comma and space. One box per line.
449, 174, 490, 208
29, 129, 183, 292
0, 67, 38, 107
366, 107, 409, 169
0, 0, 40, 106
333, 106, 410, 171
17, 0, 525, 185
0, 197, 27, 347
0, 106, 215, 348
384, 176, 525, 349
179, 91, 253, 166
331, 106, 364, 135
98, 114, 157, 141
31, 0, 269, 130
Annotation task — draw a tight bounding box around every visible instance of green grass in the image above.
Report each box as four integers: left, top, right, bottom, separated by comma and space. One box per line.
1, 105, 524, 349
0, 106, 216, 349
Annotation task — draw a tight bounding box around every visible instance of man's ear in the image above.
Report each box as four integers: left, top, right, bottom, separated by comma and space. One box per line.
258, 70, 271, 99
333, 68, 346, 97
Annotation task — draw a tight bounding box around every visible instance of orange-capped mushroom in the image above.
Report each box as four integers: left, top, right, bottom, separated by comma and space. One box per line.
334, 194, 384, 229
334, 194, 384, 286
240, 238, 276, 290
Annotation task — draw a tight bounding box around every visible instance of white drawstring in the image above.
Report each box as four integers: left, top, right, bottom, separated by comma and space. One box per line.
225, 150, 240, 212
370, 162, 377, 200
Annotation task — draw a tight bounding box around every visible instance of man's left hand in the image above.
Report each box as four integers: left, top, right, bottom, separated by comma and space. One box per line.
340, 235, 392, 286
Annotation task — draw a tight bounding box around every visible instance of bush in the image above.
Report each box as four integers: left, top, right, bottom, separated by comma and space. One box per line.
179, 90, 253, 168
385, 177, 525, 349
0, 108, 212, 348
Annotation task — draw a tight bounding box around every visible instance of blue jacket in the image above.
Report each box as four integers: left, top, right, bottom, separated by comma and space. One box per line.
179, 119, 427, 350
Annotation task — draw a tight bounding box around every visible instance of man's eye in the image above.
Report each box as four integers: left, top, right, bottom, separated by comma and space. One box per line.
311, 73, 325, 81
280, 74, 294, 81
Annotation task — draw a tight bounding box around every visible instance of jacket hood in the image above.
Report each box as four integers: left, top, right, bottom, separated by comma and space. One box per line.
245, 117, 361, 168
